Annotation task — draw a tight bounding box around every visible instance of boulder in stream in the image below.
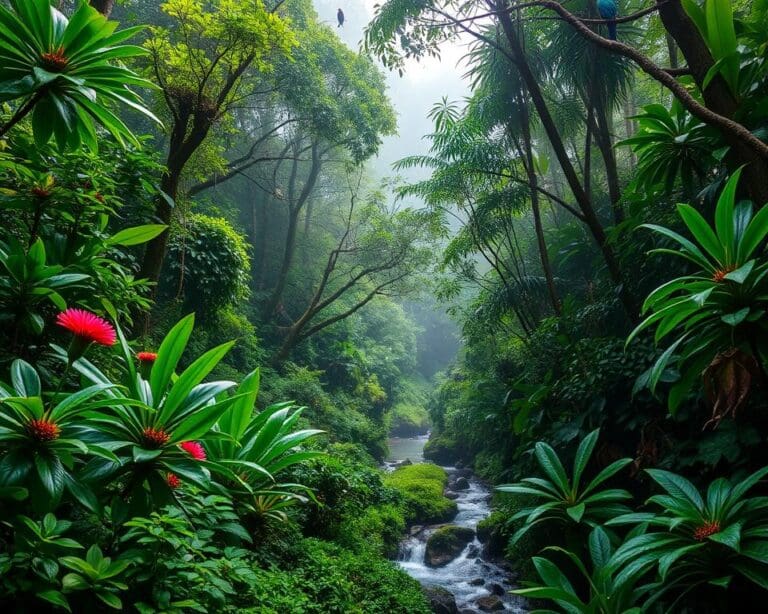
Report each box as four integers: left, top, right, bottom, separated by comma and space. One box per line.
487, 583, 505, 596
423, 585, 459, 614
445, 490, 460, 500
468, 577, 485, 586
425, 525, 476, 567
452, 476, 470, 490
475, 595, 505, 611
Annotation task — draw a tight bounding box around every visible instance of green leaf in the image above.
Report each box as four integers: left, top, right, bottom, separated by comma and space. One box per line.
681, 0, 707, 37
96, 590, 122, 609
705, 0, 737, 60
646, 469, 704, 511
588, 526, 612, 569
572, 429, 598, 491
534, 442, 570, 496
677, 204, 724, 264
721, 307, 750, 326
159, 341, 234, 426
738, 206, 768, 261
217, 368, 260, 444
709, 522, 741, 551
35, 455, 65, 500
724, 260, 754, 284
566, 503, 585, 523
107, 224, 167, 247
36, 590, 70, 611
132, 447, 163, 463
150, 314, 194, 407
11, 359, 40, 397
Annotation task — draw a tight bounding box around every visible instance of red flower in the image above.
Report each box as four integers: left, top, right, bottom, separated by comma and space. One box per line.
712, 266, 736, 283
27, 418, 61, 442
180, 441, 206, 461
693, 521, 721, 541
40, 46, 69, 72
143, 426, 171, 448
56, 308, 116, 346
31, 186, 52, 198
166, 473, 181, 489
137, 352, 158, 363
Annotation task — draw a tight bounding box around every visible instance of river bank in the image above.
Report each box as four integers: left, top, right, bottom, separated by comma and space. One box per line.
386, 437, 526, 613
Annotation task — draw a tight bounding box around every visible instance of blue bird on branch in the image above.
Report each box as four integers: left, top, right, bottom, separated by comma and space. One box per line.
597, 0, 618, 40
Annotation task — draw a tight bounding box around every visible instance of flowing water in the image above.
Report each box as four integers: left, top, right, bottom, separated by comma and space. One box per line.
387, 437, 526, 613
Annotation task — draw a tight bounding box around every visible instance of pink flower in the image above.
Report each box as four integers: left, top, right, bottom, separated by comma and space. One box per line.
180, 441, 206, 461
137, 351, 158, 363
166, 473, 181, 489
56, 308, 116, 346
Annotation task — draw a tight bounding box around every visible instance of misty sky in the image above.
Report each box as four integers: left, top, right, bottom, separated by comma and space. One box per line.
311, 0, 471, 182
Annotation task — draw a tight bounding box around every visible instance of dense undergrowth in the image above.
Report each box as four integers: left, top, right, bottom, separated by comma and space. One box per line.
0, 0, 445, 611
4, 0, 768, 612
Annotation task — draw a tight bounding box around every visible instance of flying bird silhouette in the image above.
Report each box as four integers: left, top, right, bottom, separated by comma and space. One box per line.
597, 0, 617, 40
337, 8, 344, 27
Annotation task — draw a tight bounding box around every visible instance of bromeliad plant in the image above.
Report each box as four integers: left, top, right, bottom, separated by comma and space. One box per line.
0, 0, 159, 149
629, 170, 768, 416
70, 313, 242, 518
496, 429, 633, 544
206, 369, 324, 521
607, 467, 768, 597
0, 341, 128, 511
512, 526, 656, 613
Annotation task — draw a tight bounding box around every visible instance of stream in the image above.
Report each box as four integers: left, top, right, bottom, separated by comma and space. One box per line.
387, 437, 526, 613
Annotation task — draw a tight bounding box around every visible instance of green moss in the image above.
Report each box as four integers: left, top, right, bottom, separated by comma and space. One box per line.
423, 433, 461, 464
426, 524, 474, 552
384, 464, 457, 524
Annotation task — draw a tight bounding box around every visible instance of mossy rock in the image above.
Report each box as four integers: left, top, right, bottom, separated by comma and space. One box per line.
384, 464, 458, 524
425, 525, 475, 567
477, 512, 510, 558
424, 433, 461, 464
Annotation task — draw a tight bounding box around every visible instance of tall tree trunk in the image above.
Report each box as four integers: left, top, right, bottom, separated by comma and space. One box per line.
519, 103, 561, 315
263, 144, 322, 318
656, 0, 768, 205
253, 193, 269, 292
140, 115, 213, 283
496, 5, 637, 320
593, 93, 623, 224
665, 32, 679, 69
623, 95, 637, 169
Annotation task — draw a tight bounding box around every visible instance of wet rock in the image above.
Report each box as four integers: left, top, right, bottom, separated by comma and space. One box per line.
425, 525, 475, 567
423, 586, 459, 614
466, 544, 481, 558
455, 461, 464, 469
475, 595, 505, 611
455, 468, 473, 478
410, 525, 424, 536
452, 477, 470, 490
459, 610, 478, 614
468, 577, 485, 586
488, 583, 505, 596
445, 490, 460, 500
400, 458, 413, 466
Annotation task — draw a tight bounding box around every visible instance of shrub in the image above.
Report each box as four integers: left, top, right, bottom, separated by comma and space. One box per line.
162, 213, 250, 314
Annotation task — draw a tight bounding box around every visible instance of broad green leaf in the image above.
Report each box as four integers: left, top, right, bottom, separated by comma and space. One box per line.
107, 224, 167, 247
150, 314, 194, 406
572, 428, 598, 490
